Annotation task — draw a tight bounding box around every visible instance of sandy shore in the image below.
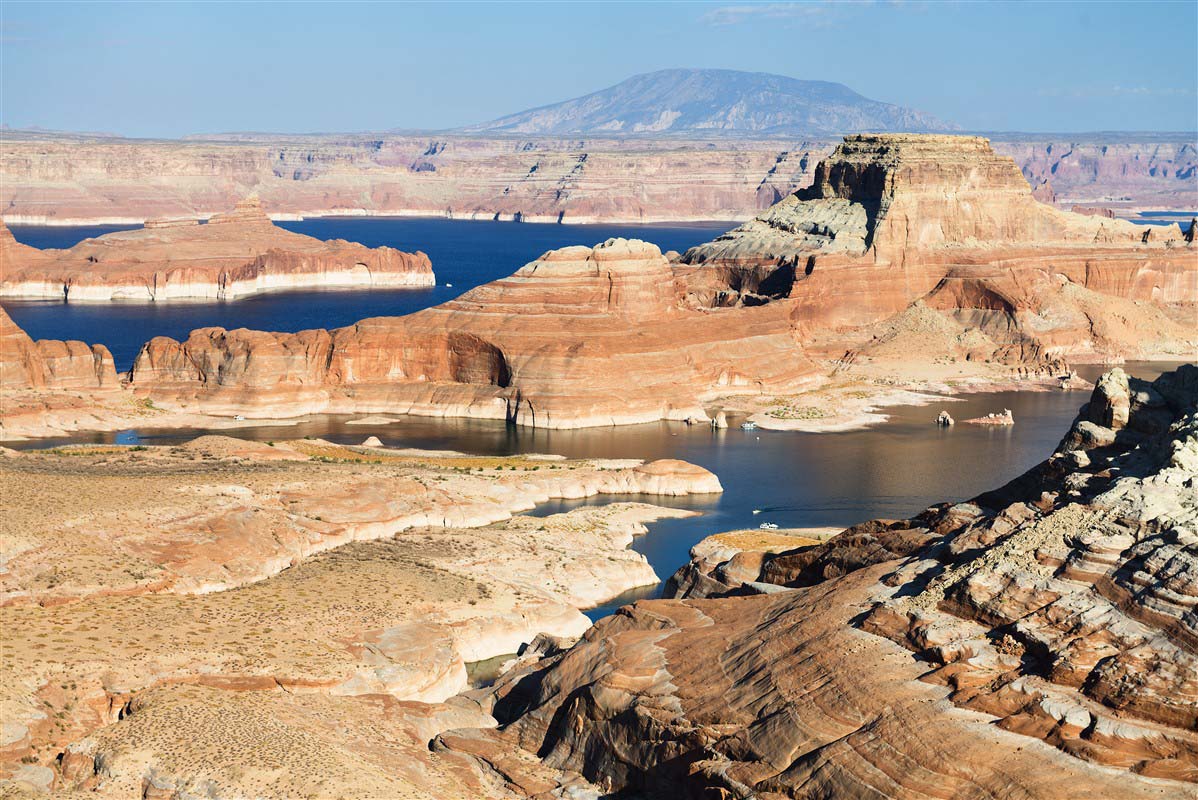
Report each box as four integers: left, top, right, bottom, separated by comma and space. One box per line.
711, 361, 1093, 433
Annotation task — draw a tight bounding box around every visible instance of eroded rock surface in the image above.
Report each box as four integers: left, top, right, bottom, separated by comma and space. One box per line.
1, 130, 1193, 226
124, 237, 817, 428
0, 307, 116, 390
116, 136, 1195, 433
4, 135, 1192, 438
683, 135, 1195, 371
448, 366, 1198, 798
0, 198, 434, 301
0, 438, 718, 796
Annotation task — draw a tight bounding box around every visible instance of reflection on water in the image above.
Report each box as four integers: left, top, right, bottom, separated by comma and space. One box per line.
12, 361, 1185, 620
465, 652, 519, 689
7, 219, 1191, 625
4, 218, 729, 371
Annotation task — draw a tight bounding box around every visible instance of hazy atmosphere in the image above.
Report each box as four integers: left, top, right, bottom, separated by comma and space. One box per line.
3, 0, 1196, 136
1, 3, 1195, 798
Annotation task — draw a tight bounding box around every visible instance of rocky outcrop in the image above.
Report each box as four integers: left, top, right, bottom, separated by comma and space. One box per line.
686, 135, 1187, 264
448, 365, 1198, 797
682, 134, 1196, 366
0, 200, 434, 301
17, 136, 1179, 433
1031, 177, 1056, 204
0, 437, 719, 794
0, 130, 1192, 227
126, 237, 816, 428
0, 306, 117, 389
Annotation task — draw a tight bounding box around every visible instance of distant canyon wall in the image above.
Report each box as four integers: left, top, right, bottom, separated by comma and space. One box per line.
1, 132, 1193, 225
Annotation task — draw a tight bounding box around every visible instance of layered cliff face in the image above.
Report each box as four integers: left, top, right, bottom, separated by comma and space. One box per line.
0, 306, 117, 389
0, 199, 435, 301
127, 238, 816, 428
682, 135, 1197, 364
0, 131, 1192, 226
5, 135, 1192, 437
686, 134, 1188, 263
446, 366, 1198, 797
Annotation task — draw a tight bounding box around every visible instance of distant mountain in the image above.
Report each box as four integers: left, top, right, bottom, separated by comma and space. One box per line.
460, 68, 958, 137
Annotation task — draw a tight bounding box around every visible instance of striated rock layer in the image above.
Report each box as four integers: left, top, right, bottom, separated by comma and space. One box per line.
683, 134, 1196, 367
0, 438, 718, 796
116, 136, 1195, 432
0, 198, 434, 301
125, 237, 816, 428
1, 130, 1194, 226
445, 365, 1198, 798
3, 135, 1193, 437
0, 306, 117, 389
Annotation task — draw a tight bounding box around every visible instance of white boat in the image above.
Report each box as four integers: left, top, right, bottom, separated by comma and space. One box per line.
758, 522, 779, 530
740, 421, 757, 431
233, 414, 245, 421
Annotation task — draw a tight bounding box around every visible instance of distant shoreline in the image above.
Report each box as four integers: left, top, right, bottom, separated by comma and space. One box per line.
3, 211, 745, 228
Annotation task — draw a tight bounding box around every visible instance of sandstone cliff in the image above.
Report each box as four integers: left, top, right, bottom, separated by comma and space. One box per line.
0, 198, 435, 301
0, 130, 1192, 226
126, 237, 816, 428
37, 135, 1189, 433
0, 306, 117, 389
682, 134, 1197, 366
444, 365, 1198, 797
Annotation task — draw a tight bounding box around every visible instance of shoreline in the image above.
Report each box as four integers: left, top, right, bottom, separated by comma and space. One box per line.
0, 271, 438, 303
712, 370, 1097, 435
6, 358, 1188, 444
0, 373, 1090, 445
3, 210, 749, 228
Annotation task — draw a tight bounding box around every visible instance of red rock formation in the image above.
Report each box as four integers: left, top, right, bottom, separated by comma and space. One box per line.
0, 306, 117, 389
7, 135, 1190, 434
445, 366, 1198, 797
128, 238, 815, 427
109, 136, 1194, 429
0, 199, 434, 301
683, 135, 1197, 364
1031, 177, 1056, 204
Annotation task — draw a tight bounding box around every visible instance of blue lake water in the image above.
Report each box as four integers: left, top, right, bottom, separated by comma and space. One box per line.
5, 218, 728, 370
2, 220, 1185, 620
7, 363, 1181, 620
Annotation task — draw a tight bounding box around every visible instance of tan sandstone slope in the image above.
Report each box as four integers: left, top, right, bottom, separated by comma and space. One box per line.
0, 437, 719, 796
0, 198, 434, 301
442, 364, 1198, 799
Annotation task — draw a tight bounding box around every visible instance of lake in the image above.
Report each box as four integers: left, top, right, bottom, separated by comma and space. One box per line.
4, 217, 729, 370
7, 363, 1180, 620
2, 220, 1183, 620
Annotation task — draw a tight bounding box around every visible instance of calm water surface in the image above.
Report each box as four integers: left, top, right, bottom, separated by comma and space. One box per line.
5, 218, 728, 370
8, 363, 1182, 619
3, 221, 1186, 620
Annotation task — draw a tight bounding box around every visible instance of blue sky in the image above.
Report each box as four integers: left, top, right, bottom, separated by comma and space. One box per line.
2, 1, 1195, 137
